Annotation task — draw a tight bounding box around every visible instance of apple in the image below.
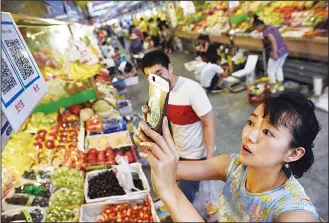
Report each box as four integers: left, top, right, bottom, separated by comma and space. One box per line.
45, 140, 55, 149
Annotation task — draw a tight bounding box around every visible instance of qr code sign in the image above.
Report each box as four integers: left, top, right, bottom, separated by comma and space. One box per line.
4, 39, 35, 81
1, 56, 18, 95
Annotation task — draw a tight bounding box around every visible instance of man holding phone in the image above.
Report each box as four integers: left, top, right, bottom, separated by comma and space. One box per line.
133, 50, 216, 203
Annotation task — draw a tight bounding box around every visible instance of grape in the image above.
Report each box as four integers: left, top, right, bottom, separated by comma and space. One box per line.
50, 188, 84, 207
46, 206, 77, 222
51, 167, 84, 190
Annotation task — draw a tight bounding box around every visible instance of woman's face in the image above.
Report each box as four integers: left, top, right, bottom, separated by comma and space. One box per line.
239, 104, 293, 170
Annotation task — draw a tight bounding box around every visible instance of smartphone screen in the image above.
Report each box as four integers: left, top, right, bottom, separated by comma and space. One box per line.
147, 74, 170, 134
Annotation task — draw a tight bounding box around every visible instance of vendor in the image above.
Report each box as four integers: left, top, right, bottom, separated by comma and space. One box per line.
135, 91, 322, 222
118, 61, 137, 78
200, 54, 229, 93
253, 15, 289, 93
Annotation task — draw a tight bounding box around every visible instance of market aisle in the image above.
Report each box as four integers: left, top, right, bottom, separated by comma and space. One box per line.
126, 51, 328, 221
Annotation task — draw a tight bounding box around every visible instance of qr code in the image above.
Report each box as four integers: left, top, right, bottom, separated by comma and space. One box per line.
1, 57, 18, 95
4, 39, 34, 81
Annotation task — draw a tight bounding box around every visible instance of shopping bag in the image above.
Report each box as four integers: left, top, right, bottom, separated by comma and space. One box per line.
193, 180, 221, 222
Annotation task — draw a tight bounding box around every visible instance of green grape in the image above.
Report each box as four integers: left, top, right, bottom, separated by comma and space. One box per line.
50, 188, 84, 207
46, 206, 76, 222
51, 167, 84, 190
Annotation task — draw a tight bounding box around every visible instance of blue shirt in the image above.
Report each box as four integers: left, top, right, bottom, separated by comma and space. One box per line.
218, 154, 319, 222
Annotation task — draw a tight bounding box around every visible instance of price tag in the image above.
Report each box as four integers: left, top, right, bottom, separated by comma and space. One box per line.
1, 12, 48, 132
1, 111, 12, 150
229, 1, 240, 9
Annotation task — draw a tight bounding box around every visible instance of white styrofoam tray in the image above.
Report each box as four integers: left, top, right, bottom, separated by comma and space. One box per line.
80, 193, 160, 222
84, 163, 150, 204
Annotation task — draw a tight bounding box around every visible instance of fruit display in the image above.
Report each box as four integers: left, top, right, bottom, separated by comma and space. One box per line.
87, 170, 126, 200
176, 1, 328, 39
97, 199, 154, 223
2, 15, 158, 222
2, 208, 45, 223
46, 206, 80, 222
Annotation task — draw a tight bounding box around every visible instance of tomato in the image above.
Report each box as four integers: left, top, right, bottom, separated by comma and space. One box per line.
35, 135, 46, 143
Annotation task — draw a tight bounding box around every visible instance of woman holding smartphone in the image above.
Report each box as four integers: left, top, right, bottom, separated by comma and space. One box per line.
136, 92, 322, 222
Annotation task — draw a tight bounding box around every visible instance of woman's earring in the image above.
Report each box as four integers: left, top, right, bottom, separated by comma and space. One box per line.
284, 163, 290, 169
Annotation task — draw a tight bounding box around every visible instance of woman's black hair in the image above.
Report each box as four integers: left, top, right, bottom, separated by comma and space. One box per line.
141, 50, 170, 71
263, 92, 321, 178
253, 15, 264, 27
124, 62, 133, 73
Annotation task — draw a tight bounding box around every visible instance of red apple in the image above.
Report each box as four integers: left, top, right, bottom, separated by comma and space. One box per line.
45, 140, 55, 149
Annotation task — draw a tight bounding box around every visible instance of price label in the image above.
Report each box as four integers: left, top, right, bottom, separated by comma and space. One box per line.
1, 12, 48, 132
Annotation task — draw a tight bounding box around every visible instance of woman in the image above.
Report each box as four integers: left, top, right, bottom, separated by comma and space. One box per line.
196, 34, 210, 56
135, 92, 322, 222
160, 24, 172, 54
253, 15, 289, 93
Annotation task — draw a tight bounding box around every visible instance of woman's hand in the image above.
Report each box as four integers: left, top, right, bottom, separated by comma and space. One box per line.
139, 117, 180, 200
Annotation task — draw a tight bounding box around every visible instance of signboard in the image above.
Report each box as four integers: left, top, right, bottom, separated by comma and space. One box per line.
1, 12, 48, 132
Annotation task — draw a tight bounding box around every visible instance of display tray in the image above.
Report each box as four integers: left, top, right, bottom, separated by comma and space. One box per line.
84, 163, 150, 204
86, 130, 133, 150
80, 193, 160, 222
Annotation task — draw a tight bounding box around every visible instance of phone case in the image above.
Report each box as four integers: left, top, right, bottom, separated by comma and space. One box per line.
147, 74, 170, 135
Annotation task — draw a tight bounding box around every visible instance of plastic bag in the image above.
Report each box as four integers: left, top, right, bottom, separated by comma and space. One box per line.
113, 155, 140, 194
193, 180, 222, 222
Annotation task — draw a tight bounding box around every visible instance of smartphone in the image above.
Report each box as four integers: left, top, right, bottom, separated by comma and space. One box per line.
147, 73, 170, 135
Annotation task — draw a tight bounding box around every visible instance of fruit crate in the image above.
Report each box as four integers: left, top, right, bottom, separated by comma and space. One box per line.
80, 193, 160, 222
84, 163, 150, 204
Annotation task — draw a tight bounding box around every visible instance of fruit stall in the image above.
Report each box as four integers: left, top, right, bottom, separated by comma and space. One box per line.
174, 1, 328, 61
1, 13, 161, 223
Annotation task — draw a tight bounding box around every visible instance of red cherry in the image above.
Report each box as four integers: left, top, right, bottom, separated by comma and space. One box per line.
45, 140, 56, 149
37, 129, 47, 138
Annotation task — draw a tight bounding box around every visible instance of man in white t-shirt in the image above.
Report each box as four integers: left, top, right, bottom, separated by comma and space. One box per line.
133, 50, 217, 203
200, 54, 228, 93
